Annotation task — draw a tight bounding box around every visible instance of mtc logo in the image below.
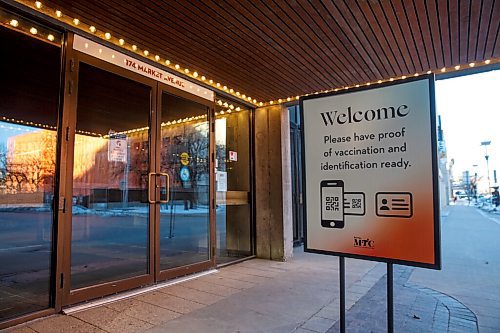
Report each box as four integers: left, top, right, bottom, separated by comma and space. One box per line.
354, 237, 374, 249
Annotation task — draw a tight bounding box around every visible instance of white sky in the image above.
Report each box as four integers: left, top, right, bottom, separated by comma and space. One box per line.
436, 70, 500, 187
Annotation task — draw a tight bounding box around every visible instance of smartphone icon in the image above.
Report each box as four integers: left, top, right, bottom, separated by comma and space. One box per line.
320, 180, 344, 228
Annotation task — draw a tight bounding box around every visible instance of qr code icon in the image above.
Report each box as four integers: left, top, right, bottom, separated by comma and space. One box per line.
351, 198, 362, 209
326, 196, 339, 211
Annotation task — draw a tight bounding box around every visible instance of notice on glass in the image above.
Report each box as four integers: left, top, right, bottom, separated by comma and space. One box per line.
301, 76, 440, 269
108, 134, 127, 163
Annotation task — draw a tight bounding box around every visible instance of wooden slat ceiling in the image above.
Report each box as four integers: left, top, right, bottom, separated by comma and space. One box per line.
40, 0, 499, 102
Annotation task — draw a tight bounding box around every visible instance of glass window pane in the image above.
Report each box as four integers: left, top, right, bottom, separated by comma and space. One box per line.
215, 100, 252, 264
159, 93, 210, 270
70, 63, 151, 289
0, 21, 61, 320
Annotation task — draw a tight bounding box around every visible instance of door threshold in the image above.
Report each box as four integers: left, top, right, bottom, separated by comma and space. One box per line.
63, 269, 218, 315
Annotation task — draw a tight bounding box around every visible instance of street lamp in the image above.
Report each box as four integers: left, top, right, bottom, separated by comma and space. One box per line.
481, 141, 492, 205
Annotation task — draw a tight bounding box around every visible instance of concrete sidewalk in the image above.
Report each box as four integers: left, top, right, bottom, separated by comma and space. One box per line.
5, 252, 380, 333
4, 205, 499, 333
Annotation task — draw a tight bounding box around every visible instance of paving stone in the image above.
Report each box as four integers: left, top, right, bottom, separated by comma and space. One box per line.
301, 316, 336, 333
158, 284, 225, 305
104, 298, 181, 325
135, 291, 205, 314
71, 307, 153, 333
27, 315, 106, 333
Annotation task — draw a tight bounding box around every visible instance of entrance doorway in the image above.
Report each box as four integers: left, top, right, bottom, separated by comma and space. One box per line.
61, 54, 214, 305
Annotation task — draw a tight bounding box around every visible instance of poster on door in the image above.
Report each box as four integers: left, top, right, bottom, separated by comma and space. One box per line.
300, 76, 441, 269
108, 133, 128, 163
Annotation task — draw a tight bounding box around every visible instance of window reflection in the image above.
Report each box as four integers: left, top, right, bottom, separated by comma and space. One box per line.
70, 63, 151, 289
0, 20, 61, 320
159, 93, 210, 270
215, 100, 253, 264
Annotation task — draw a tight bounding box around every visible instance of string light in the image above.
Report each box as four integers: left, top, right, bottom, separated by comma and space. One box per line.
23, 1, 500, 107
9, 19, 18, 27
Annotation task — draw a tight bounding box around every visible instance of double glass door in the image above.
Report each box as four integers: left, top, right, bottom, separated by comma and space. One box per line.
63, 58, 213, 304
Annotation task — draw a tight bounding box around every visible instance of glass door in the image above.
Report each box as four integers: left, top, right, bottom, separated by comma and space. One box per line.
155, 87, 214, 279
64, 60, 156, 304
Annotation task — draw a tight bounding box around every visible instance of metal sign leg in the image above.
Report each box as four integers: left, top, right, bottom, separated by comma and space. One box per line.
387, 263, 394, 333
340, 256, 346, 333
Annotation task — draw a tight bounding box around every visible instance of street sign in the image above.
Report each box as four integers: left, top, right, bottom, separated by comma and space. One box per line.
301, 76, 440, 269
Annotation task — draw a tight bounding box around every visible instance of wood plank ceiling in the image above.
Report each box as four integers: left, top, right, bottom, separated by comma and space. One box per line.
41, 0, 500, 102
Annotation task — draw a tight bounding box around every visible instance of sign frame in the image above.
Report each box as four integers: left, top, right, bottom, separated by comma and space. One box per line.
299, 75, 441, 270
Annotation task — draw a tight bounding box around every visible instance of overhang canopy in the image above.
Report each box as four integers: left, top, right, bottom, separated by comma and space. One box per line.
20, 0, 500, 103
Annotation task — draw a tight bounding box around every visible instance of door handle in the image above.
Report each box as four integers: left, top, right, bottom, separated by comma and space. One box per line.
157, 172, 170, 203
148, 172, 156, 204
148, 172, 170, 203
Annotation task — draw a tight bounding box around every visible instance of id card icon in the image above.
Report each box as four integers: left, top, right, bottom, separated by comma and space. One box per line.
376, 192, 413, 218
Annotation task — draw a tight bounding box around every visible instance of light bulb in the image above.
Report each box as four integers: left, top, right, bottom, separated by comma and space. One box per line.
440, 67, 446, 72
132, 45, 137, 51
155, 55, 160, 61
104, 32, 111, 39
89, 26, 96, 33
143, 50, 149, 56
30, 27, 37, 34
193, 71, 198, 78
377, 80, 382, 83
485, 59, 491, 64
119, 39, 125, 45
201, 76, 205, 80
165, 60, 171, 65
55, 10, 62, 17
175, 64, 180, 69
184, 68, 190, 74
427, 70, 432, 74
401, 75, 406, 79
35, 1, 42, 9
454, 65, 460, 70
73, 18, 79, 25
47, 34, 54, 41
9, 19, 18, 27
469, 62, 475, 67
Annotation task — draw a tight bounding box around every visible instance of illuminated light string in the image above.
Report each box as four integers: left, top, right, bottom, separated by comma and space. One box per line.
18, 0, 260, 106
9, 1, 500, 107
1, 115, 210, 138
263, 60, 498, 106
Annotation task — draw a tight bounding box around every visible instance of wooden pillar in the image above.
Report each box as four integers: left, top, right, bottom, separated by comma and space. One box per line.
254, 104, 293, 260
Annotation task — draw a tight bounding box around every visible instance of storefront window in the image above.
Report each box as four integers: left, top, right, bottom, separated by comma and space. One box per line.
215, 99, 253, 264
0, 12, 62, 321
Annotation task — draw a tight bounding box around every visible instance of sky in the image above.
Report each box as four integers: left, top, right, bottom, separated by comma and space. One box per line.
436, 69, 500, 189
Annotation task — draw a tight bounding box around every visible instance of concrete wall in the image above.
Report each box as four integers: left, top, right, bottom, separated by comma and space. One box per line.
254, 104, 294, 261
